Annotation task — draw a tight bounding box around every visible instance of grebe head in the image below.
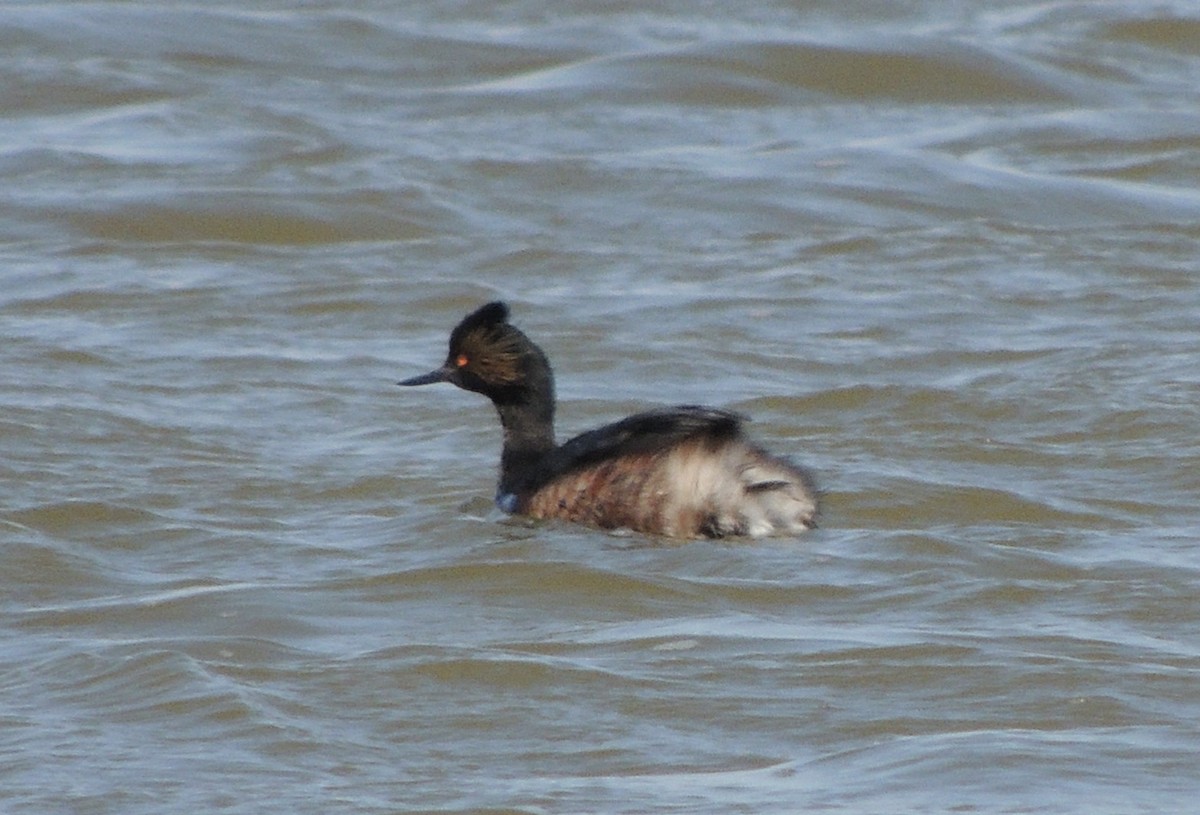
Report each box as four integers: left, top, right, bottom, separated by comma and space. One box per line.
398, 301, 553, 405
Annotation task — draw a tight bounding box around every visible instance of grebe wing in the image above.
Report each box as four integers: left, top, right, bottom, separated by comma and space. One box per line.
546, 405, 745, 474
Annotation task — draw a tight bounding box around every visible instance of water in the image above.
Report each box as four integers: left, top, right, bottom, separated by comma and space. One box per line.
3, 1, 1200, 812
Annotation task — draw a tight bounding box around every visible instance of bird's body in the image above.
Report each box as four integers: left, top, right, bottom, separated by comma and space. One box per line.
399, 302, 818, 539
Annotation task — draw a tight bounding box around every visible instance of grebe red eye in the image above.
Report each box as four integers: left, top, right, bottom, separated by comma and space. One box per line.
455, 354, 469, 368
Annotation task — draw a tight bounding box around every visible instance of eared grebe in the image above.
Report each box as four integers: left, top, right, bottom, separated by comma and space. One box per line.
399, 302, 819, 539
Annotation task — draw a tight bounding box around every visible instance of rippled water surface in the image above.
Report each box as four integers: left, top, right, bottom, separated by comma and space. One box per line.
4, 1, 1200, 813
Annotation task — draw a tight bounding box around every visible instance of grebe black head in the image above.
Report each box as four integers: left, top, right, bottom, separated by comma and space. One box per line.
400, 301, 819, 539
398, 302, 551, 401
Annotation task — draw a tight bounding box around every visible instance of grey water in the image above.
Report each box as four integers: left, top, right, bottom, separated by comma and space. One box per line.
3, 1, 1200, 813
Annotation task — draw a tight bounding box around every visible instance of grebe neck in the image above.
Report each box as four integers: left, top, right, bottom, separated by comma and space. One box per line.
494, 392, 556, 497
